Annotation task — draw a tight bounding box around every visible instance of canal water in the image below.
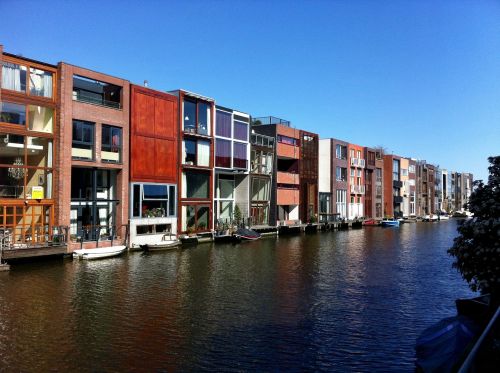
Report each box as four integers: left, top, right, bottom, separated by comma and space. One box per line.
0, 221, 473, 372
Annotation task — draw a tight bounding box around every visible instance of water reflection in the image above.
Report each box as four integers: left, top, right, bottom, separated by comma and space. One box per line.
0, 221, 472, 371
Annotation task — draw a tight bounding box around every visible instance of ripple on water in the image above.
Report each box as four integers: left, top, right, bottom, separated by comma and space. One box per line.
0, 221, 472, 372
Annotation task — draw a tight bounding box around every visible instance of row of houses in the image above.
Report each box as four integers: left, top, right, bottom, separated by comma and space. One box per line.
0, 47, 473, 253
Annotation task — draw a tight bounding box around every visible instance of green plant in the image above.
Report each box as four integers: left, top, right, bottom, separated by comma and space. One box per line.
448, 156, 500, 305
233, 205, 242, 225
143, 208, 165, 218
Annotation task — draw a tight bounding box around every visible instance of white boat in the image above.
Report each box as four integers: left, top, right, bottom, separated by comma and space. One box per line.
438, 214, 450, 221
72, 245, 127, 260
423, 214, 438, 222
142, 238, 181, 251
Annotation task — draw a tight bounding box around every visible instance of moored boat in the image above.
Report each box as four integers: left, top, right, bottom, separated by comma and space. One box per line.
363, 219, 379, 226
142, 237, 180, 251
73, 245, 127, 260
234, 228, 261, 241
380, 219, 400, 227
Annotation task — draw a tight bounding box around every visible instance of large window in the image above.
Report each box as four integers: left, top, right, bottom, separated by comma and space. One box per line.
131, 183, 176, 218
183, 171, 210, 199
1, 62, 27, 92
215, 139, 231, 168
70, 168, 117, 240
251, 150, 273, 174
234, 120, 248, 141
72, 120, 94, 160
0, 102, 26, 125
182, 139, 210, 167
319, 193, 331, 214
393, 159, 400, 181
183, 99, 211, 135
336, 166, 347, 181
2, 62, 54, 99
335, 144, 347, 159
101, 125, 122, 163
233, 142, 247, 169
216, 110, 231, 137
277, 135, 298, 146
336, 189, 347, 218
0, 133, 53, 200
29, 67, 53, 98
252, 178, 270, 201
73, 75, 122, 109
182, 204, 210, 231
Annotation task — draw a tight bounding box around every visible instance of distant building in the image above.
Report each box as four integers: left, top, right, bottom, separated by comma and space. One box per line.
383, 154, 403, 218
348, 143, 365, 219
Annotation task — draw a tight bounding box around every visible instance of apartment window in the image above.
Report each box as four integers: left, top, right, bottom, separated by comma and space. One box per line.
29, 67, 53, 98
350, 168, 355, 177
183, 139, 210, 167
183, 99, 211, 135
216, 110, 231, 137
357, 169, 362, 177
409, 165, 416, 173
335, 144, 347, 159
72, 120, 94, 160
392, 159, 400, 181
182, 204, 210, 231
184, 139, 196, 165
233, 142, 247, 169
336, 189, 347, 218
319, 193, 331, 214
182, 171, 209, 199
216, 138, 231, 168
234, 120, 248, 141
73, 75, 122, 109
101, 125, 122, 163
401, 168, 408, 177
252, 178, 270, 201
357, 150, 361, 159
376, 168, 382, 181
131, 183, 176, 218
277, 135, 297, 146
0, 134, 53, 199
251, 133, 274, 148
350, 149, 355, 158
1, 62, 27, 92
198, 102, 210, 135
336, 166, 347, 181
252, 151, 273, 174
0, 102, 26, 126
28, 105, 53, 133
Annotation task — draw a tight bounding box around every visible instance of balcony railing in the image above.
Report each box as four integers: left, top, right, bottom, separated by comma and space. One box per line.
277, 171, 299, 185
350, 184, 365, 194
72, 91, 122, 109
252, 116, 290, 127
350, 158, 365, 168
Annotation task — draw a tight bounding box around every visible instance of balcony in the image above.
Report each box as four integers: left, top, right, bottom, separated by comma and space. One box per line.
350, 158, 365, 168
277, 171, 299, 185
393, 180, 403, 188
350, 184, 365, 194
277, 142, 299, 159
72, 75, 122, 109
394, 196, 403, 204
252, 116, 290, 127
277, 188, 300, 205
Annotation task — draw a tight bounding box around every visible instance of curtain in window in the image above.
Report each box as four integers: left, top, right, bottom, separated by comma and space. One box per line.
215, 139, 231, 168
233, 121, 248, 141
43, 73, 53, 98
2, 63, 22, 91
216, 110, 231, 138
197, 141, 210, 167
233, 143, 247, 169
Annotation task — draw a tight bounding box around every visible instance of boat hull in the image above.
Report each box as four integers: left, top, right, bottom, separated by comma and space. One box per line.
381, 220, 400, 227
142, 240, 180, 251
73, 246, 127, 260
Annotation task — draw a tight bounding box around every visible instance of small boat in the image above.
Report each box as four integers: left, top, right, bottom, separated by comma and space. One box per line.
234, 228, 261, 241
363, 219, 379, 226
180, 235, 198, 245
73, 245, 127, 260
438, 214, 450, 221
380, 219, 400, 227
141, 237, 180, 251
423, 214, 439, 222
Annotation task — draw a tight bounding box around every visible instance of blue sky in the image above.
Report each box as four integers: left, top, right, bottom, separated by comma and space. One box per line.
1, 0, 498, 180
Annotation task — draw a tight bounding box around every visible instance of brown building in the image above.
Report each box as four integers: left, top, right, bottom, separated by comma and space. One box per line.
416, 161, 436, 216
0, 47, 58, 246
347, 143, 365, 219
128, 84, 179, 246
364, 147, 376, 219
252, 117, 301, 226
58, 62, 130, 249
299, 130, 318, 223
169, 90, 214, 234
383, 154, 403, 218
374, 149, 384, 219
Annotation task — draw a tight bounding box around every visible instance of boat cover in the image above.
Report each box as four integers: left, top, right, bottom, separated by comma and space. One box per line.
235, 228, 261, 239
415, 315, 479, 372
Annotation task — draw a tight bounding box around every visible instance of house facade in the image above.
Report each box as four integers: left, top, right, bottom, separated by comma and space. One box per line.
213, 105, 250, 227
348, 143, 365, 219
128, 84, 178, 247
299, 130, 318, 223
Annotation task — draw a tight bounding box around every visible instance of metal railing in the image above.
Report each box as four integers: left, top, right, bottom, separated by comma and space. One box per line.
75, 225, 129, 249
73, 91, 122, 109
252, 116, 291, 127
0, 226, 69, 249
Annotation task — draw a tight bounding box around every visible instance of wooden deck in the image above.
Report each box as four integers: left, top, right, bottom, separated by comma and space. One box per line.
2, 245, 68, 260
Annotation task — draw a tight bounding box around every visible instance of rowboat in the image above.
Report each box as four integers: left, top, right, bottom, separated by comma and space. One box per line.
72, 245, 127, 260
380, 219, 400, 227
